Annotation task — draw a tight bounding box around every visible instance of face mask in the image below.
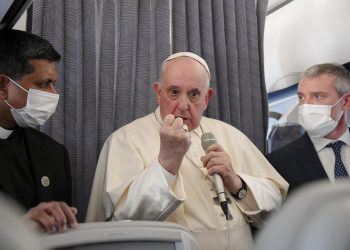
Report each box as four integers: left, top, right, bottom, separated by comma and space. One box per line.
298, 97, 344, 138
4, 77, 59, 128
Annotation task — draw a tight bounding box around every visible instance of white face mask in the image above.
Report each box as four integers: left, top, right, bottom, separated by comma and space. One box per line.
4, 77, 59, 128
298, 97, 344, 138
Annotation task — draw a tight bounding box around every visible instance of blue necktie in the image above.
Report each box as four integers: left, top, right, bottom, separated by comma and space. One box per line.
327, 141, 348, 179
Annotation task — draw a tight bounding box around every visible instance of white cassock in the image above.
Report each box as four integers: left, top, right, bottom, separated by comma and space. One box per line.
86, 107, 288, 250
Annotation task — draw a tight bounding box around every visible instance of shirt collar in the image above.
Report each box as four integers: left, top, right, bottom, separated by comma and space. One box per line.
154, 106, 203, 137
310, 127, 350, 152
0, 126, 14, 139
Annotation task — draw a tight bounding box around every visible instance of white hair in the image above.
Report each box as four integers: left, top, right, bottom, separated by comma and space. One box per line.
159, 52, 211, 87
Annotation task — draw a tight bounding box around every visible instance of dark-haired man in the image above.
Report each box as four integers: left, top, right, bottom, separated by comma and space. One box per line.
0, 29, 77, 233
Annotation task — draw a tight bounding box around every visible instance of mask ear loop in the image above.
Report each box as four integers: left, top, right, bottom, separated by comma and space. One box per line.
4, 99, 15, 109
4, 77, 29, 110
331, 95, 346, 122
7, 77, 28, 93
343, 93, 350, 123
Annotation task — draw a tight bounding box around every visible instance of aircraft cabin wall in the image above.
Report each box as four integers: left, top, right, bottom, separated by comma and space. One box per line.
265, 0, 350, 93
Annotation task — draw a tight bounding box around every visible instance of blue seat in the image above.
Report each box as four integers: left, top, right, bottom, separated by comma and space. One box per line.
267, 104, 304, 153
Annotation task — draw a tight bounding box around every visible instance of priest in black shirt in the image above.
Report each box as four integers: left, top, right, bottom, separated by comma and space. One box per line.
0, 29, 77, 233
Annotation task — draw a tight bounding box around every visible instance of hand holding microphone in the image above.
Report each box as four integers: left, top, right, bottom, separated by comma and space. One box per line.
201, 132, 245, 219
201, 133, 226, 204
201, 132, 229, 217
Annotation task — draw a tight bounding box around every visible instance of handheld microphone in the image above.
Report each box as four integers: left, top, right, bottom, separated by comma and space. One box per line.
201, 132, 229, 219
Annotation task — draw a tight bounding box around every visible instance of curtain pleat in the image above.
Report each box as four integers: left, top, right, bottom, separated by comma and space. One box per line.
172, 0, 268, 151
31, 0, 170, 221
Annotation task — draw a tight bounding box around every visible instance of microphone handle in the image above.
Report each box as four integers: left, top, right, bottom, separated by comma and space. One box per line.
213, 173, 226, 203
214, 173, 229, 219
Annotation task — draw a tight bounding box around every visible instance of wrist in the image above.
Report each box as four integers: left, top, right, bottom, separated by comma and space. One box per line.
231, 176, 247, 200
158, 155, 182, 175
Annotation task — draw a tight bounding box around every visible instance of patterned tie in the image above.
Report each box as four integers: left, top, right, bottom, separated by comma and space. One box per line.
327, 141, 349, 179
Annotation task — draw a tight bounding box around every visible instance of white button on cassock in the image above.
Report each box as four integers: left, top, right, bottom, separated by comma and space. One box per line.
41, 176, 50, 187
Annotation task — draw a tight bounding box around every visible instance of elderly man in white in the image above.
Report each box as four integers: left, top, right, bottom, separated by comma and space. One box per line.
86, 52, 288, 250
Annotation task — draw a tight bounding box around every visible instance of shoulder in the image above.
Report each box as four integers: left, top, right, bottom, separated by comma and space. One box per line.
22, 127, 66, 150
114, 112, 155, 133
267, 133, 309, 160
201, 116, 253, 141
200, 116, 264, 157
106, 112, 158, 141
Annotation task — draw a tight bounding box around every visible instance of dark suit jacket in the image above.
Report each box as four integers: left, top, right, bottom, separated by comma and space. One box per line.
267, 132, 328, 194
0, 127, 72, 209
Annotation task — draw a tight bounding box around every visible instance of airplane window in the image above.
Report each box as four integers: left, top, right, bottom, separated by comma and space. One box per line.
267, 84, 298, 135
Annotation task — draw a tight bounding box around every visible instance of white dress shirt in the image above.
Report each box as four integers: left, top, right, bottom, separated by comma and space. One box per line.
310, 128, 350, 183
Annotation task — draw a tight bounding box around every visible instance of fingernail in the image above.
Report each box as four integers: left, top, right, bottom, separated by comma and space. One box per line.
69, 220, 78, 228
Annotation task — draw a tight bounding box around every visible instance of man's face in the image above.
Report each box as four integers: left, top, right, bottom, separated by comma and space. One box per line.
297, 73, 344, 119
154, 57, 213, 131
0, 59, 57, 128
5, 59, 58, 109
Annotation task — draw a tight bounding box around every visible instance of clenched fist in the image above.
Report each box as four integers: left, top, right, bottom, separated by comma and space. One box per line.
158, 114, 191, 174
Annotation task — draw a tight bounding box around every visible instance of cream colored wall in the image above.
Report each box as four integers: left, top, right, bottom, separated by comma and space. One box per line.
264, 0, 350, 92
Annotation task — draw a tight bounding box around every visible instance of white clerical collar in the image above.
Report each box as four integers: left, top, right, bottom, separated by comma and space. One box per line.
154, 106, 203, 137
0, 126, 14, 139
310, 127, 350, 152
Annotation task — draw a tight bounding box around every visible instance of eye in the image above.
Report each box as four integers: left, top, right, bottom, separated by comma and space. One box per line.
297, 94, 305, 104
314, 94, 325, 102
38, 83, 48, 89
36, 81, 55, 89
188, 90, 201, 102
167, 87, 179, 99
171, 89, 178, 95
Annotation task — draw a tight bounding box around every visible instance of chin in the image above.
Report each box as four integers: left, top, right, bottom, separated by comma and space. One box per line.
188, 123, 199, 131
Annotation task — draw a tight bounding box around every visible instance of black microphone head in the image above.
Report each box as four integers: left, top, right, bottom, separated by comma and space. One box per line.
201, 132, 217, 151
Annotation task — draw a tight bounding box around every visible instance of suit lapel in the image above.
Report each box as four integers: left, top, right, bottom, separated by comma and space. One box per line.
23, 128, 54, 202
296, 133, 328, 180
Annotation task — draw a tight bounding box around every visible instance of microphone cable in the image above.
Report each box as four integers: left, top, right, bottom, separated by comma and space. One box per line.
221, 200, 229, 220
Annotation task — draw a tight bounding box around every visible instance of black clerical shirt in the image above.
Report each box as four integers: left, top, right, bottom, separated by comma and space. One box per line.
0, 129, 37, 209
0, 127, 72, 210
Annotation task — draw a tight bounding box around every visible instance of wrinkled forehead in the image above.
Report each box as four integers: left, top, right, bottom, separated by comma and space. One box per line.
160, 54, 210, 88
299, 73, 336, 88
298, 73, 341, 96
161, 60, 208, 90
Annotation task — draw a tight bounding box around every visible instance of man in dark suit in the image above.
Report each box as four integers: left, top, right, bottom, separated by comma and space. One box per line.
0, 29, 77, 233
267, 63, 350, 194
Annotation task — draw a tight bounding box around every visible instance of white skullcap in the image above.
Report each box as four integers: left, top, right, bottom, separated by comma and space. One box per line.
163, 52, 211, 79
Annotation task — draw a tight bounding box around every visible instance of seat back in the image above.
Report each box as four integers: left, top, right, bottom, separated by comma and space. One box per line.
0, 193, 43, 250
41, 221, 201, 250
254, 180, 350, 250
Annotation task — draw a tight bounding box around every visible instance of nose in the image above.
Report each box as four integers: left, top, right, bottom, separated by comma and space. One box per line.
177, 95, 190, 111
47, 83, 57, 94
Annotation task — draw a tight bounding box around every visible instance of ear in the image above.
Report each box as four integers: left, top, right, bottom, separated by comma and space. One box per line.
205, 88, 214, 105
0, 74, 10, 100
342, 92, 350, 111
153, 82, 161, 104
